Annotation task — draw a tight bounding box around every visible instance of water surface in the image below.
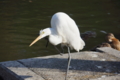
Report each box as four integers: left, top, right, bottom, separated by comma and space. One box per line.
0, 0, 120, 61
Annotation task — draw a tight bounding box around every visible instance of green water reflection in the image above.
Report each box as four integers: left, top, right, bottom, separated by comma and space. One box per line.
0, 0, 120, 61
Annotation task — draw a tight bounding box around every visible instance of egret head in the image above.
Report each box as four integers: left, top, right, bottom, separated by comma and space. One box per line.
29, 28, 51, 47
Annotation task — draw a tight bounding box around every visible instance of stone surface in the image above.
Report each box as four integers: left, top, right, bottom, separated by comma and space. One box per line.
0, 64, 23, 80
0, 47, 120, 80
96, 47, 120, 58
90, 74, 120, 80
0, 61, 44, 80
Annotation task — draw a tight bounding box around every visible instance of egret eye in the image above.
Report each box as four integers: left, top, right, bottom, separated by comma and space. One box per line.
42, 31, 44, 34
40, 31, 44, 35
39, 30, 44, 35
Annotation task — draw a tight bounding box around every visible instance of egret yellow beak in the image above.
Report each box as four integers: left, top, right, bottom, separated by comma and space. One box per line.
29, 35, 41, 47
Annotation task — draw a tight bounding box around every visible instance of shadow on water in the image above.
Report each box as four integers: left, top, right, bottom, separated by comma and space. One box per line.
0, 0, 120, 61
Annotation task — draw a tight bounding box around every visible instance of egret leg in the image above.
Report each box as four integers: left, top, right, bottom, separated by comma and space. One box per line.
61, 45, 64, 54
54, 46, 63, 56
44, 37, 49, 48
46, 41, 62, 56
46, 40, 49, 47
65, 47, 71, 80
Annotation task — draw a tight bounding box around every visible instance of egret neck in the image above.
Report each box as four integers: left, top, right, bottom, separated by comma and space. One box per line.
49, 28, 62, 45
43, 28, 62, 46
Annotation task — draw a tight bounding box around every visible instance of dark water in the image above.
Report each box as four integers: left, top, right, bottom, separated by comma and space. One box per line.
0, 0, 120, 61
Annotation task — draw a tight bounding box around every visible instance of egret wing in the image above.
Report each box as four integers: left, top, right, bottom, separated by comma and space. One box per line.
51, 12, 85, 51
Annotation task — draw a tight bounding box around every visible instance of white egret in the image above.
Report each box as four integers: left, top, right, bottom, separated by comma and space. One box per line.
29, 12, 85, 80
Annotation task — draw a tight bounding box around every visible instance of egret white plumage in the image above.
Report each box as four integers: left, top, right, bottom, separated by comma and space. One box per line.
29, 12, 85, 80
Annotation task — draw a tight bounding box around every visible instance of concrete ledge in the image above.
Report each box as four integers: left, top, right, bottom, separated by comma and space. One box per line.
0, 61, 44, 80
96, 47, 120, 58
0, 64, 23, 80
0, 47, 120, 80
90, 74, 120, 80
